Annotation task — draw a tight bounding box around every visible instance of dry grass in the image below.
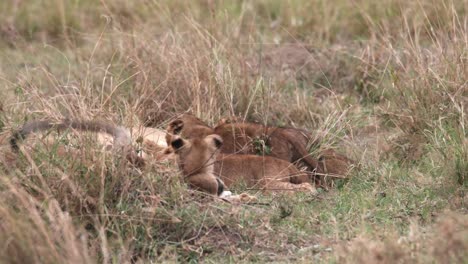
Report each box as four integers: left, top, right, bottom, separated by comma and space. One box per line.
336, 212, 468, 264
0, 0, 466, 262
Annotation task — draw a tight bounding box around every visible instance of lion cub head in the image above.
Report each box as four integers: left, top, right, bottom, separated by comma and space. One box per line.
165, 114, 214, 146
170, 134, 224, 195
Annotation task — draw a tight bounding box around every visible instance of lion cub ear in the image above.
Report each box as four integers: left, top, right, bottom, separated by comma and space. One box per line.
206, 134, 223, 149
169, 119, 184, 134
171, 136, 186, 151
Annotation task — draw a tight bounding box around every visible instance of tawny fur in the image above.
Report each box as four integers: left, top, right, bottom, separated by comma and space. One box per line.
171, 134, 316, 195
217, 123, 357, 182
165, 114, 214, 145
213, 122, 320, 171
166, 114, 319, 170
167, 114, 356, 180
214, 154, 316, 193
216, 122, 358, 180
170, 134, 222, 195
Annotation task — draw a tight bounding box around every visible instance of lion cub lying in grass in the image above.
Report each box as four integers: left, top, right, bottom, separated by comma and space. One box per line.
170, 134, 316, 195
4, 119, 171, 168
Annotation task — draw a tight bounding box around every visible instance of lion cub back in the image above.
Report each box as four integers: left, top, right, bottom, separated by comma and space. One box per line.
214, 154, 310, 189
213, 122, 319, 170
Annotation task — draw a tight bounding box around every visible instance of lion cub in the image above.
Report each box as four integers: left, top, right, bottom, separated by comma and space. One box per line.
170, 134, 316, 195
213, 121, 320, 171
215, 118, 356, 180
7, 119, 174, 168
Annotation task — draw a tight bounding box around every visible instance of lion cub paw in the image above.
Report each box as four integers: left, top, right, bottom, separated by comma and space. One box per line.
298, 182, 318, 195
220, 192, 258, 204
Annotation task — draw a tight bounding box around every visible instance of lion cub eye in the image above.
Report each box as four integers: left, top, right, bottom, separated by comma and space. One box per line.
171, 138, 185, 150
213, 137, 223, 149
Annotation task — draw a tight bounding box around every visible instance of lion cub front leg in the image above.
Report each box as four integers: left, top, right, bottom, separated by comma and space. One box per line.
263, 179, 317, 194
261, 168, 317, 194
186, 173, 219, 195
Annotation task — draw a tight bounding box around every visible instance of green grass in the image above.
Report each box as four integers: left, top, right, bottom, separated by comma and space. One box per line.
0, 0, 467, 263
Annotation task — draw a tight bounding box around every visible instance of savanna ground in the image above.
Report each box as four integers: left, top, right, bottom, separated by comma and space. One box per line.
0, 0, 467, 263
